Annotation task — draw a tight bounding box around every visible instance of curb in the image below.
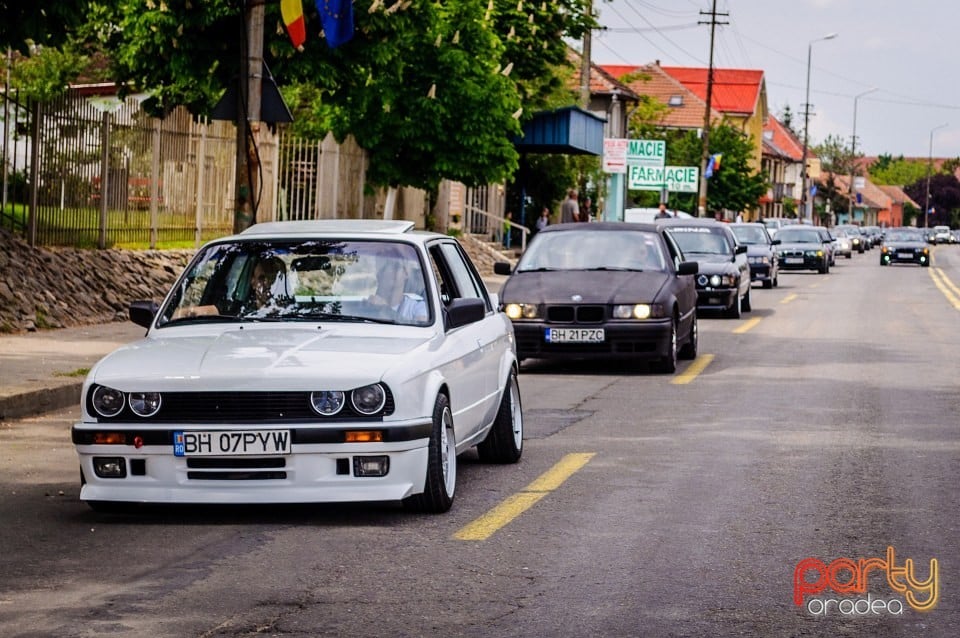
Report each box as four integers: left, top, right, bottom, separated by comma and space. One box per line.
0, 382, 82, 421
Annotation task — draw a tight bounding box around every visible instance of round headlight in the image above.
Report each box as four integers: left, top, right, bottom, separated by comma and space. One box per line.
129, 392, 162, 417
351, 384, 386, 415
91, 386, 125, 418
709, 274, 722, 287
310, 390, 345, 416
632, 304, 652, 319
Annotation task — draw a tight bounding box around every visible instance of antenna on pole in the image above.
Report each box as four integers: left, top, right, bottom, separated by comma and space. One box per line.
697, 0, 728, 218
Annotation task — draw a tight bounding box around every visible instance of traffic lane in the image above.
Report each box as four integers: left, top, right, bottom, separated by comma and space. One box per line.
3, 257, 959, 637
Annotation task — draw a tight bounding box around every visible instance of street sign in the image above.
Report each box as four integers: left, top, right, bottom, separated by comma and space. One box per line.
628, 165, 700, 193
626, 139, 666, 168
602, 138, 628, 174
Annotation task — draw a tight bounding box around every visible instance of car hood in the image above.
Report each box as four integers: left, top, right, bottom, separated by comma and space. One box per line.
684, 254, 737, 274
501, 270, 670, 304
778, 242, 822, 252
88, 325, 434, 392
884, 241, 927, 249
744, 245, 773, 257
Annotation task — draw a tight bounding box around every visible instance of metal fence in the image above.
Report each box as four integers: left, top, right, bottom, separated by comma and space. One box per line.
0, 87, 463, 248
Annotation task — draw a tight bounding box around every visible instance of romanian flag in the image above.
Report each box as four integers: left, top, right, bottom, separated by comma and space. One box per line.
281, 0, 307, 50
317, 0, 355, 48
705, 153, 723, 178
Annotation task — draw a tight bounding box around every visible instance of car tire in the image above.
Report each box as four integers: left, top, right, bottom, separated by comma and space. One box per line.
819, 261, 829, 274
726, 293, 742, 319
773, 273, 779, 288
763, 278, 773, 289
477, 370, 523, 464
652, 318, 678, 373
678, 312, 698, 360
404, 393, 456, 513
742, 287, 752, 312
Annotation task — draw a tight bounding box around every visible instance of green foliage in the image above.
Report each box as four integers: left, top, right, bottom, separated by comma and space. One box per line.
869, 157, 930, 186
9, 43, 89, 102
85, 0, 590, 193
1, 3, 92, 53
812, 133, 853, 175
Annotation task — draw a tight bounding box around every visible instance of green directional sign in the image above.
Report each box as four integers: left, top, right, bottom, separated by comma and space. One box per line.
629, 165, 699, 193
626, 139, 666, 168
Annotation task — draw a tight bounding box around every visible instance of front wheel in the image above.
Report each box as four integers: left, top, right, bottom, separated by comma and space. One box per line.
652, 319, 678, 373
678, 312, 698, 360
404, 394, 456, 513
741, 287, 752, 312
477, 370, 523, 464
726, 293, 742, 319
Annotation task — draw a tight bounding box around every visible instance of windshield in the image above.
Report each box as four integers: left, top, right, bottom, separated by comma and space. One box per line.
516, 229, 668, 272
776, 228, 822, 244
885, 230, 921, 242
157, 239, 432, 327
730, 225, 769, 245
665, 226, 733, 256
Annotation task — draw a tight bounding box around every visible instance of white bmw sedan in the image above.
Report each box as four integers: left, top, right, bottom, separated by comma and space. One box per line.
73, 220, 523, 513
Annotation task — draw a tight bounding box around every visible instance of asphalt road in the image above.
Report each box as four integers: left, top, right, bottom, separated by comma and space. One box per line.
1, 245, 958, 637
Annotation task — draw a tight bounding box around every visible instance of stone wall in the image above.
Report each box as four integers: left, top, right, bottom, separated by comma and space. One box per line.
0, 229, 510, 334
0, 229, 194, 333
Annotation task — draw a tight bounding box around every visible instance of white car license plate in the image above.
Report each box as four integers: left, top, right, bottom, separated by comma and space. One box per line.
785, 257, 804, 264
545, 328, 605, 343
173, 430, 291, 456
897, 252, 913, 259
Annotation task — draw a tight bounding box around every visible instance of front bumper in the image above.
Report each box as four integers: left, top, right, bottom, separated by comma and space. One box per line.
779, 253, 825, 271
881, 249, 929, 266
74, 420, 432, 504
695, 287, 738, 311
748, 264, 773, 283
511, 319, 673, 361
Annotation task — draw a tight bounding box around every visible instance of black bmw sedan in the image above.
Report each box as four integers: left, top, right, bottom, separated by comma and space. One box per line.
880, 228, 931, 267
775, 226, 831, 274
493, 222, 699, 373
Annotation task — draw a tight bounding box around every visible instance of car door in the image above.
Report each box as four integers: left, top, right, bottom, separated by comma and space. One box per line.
725, 229, 751, 299
427, 240, 502, 447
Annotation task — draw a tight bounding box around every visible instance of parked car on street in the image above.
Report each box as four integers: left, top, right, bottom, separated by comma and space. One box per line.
730, 222, 780, 288
880, 227, 931, 267
660, 218, 752, 318
775, 225, 832, 274
73, 220, 523, 514
494, 222, 699, 373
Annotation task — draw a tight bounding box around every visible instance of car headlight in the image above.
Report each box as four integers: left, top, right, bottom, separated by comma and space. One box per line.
504, 303, 539, 320
129, 392, 162, 417
310, 390, 346, 416
709, 274, 722, 287
91, 385, 125, 418
757, 256, 770, 265
351, 384, 386, 415
613, 304, 661, 319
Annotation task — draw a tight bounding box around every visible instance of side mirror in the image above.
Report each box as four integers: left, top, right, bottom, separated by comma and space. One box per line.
735, 244, 748, 254
445, 297, 486, 330
129, 300, 159, 329
771, 238, 781, 245
493, 261, 513, 275
677, 261, 698, 276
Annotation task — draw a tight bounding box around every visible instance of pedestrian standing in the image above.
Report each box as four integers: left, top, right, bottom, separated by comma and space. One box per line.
580, 197, 592, 223
735, 211, 744, 223
560, 189, 579, 223
502, 211, 513, 248
536, 207, 550, 233
655, 203, 672, 219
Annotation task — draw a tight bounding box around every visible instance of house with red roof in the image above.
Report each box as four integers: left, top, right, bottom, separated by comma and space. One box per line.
760, 116, 805, 219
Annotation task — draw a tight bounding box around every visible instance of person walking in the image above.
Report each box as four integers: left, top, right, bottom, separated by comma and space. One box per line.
560, 189, 579, 223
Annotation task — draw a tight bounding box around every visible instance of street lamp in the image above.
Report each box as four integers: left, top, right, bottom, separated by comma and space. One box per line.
848, 87, 878, 224
923, 122, 948, 228
800, 32, 838, 224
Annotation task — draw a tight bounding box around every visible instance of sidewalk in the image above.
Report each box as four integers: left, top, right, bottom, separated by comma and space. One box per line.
0, 275, 509, 422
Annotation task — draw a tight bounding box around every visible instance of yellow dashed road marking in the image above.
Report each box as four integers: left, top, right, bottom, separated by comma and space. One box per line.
733, 317, 761, 334
780, 293, 798, 304
454, 453, 595, 541
672, 353, 715, 385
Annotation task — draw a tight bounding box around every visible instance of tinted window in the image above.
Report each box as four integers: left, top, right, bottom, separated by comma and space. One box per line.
516, 229, 668, 272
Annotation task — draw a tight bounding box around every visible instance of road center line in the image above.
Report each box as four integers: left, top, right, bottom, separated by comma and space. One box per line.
672, 353, 714, 385
780, 293, 798, 304
733, 317, 762, 334
454, 453, 595, 541
930, 268, 960, 310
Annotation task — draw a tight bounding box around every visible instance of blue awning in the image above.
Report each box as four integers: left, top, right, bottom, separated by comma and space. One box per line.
514, 106, 605, 156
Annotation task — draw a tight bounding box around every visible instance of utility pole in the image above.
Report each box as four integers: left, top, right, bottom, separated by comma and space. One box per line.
579, 0, 593, 108
234, 0, 265, 234
697, 0, 727, 218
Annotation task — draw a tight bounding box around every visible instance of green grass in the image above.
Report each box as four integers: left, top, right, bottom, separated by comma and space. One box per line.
54, 367, 91, 378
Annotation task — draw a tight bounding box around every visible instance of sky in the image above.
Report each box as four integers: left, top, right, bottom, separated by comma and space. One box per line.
590, 0, 960, 160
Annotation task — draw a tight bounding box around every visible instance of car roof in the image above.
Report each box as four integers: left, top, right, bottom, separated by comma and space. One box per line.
538, 221, 662, 233
207, 220, 450, 246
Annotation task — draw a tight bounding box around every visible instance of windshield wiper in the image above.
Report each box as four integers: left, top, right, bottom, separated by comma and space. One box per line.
162, 314, 242, 326
585, 266, 643, 272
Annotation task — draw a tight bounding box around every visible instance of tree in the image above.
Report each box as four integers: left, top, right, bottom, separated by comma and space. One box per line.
904, 173, 960, 227
812, 133, 853, 176
86, 0, 592, 193
869, 156, 929, 186
0, 3, 93, 53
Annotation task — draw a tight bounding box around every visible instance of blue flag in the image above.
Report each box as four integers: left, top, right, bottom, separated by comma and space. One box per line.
317, 0, 354, 48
